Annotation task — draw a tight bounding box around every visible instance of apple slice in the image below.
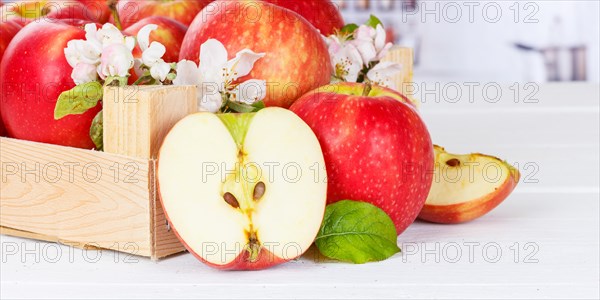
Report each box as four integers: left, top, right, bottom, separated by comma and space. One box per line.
157, 108, 327, 270
418, 145, 520, 224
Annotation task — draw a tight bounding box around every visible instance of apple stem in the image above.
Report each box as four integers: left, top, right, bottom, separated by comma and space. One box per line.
362, 82, 372, 96
107, 0, 123, 31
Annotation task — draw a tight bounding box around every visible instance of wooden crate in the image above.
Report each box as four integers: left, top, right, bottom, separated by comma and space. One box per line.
0, 48, 413, 259
1, 85, 196, 259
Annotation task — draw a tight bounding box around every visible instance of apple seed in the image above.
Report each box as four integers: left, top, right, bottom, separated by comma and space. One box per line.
223, 192, 240, 208
253, 182, 266, 200
446, 158, 461, 167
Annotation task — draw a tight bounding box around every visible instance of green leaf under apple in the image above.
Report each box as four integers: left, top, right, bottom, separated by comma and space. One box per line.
315, 200, 401, 264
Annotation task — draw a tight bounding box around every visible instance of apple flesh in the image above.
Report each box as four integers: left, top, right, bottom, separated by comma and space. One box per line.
179, 0, 332, 108
158, 108, 327, 270
0, 19, 101, 148
263, 0, 344, 36
418, 145, 520, 224
290, 82, 434, 234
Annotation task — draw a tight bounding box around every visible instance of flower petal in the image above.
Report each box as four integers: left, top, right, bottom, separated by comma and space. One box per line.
376, 43, 393, 61
366, 61, 402, 88
231, 79, 266, 104
374, 24, 387, 52
98, 43, 134, 79
137, 24, 158, 51
142, 41, 166, 66
150, 60, 171, 82
199, 39, 228, 80
199, 83, 223, 113
351, 39, 377, 64
98, 23, 126, 48
71, 63, 98, 85
354, 25, 376, 41
333, 43, 363, 82
226, 49, 265, 81
173, 60, 202, 86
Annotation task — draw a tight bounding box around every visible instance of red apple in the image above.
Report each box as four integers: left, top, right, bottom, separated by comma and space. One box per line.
0, 0, 105, 24
418, 145, 520, 224
290, 82, 434, 234
180, 0, 332, 108
116, 0, 212, 29
123, 16, 188, 83
263, 0, 344, 36
0, 19, 101, 148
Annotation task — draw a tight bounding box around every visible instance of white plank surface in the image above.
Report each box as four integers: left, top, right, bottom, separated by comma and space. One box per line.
1, 83, 599, 299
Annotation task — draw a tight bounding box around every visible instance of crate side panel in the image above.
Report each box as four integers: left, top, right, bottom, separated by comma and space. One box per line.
0, 138, 152, 256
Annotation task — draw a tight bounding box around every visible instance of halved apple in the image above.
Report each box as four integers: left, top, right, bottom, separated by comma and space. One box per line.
157, 108, 327, 270
418, 145, 520, 224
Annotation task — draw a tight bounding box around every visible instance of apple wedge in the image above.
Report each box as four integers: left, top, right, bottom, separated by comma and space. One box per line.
418, 145, 520, 224
157, 108, 327, 270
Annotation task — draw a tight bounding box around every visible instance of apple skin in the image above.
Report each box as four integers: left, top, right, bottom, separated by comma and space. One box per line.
116, 0, 212, 29
179, 0, 332, 108
0, 20, 101, 148
0, 19, 21, 63
1, 0, 106, 24
123, 16, 188, 83
418, 146, 521, 224
164, 219, 287, 270
290, 82, 434, 234
0, 19, 22, 137
262, 0, 344, 36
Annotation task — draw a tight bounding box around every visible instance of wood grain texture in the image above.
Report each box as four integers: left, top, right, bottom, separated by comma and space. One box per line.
0, 137, 152, 256
103, 85, 197, 159
382, 47, 414, 98
148, 159, 186, 260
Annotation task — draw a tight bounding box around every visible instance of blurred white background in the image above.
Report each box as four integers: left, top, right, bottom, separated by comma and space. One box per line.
338, 0, 600, 83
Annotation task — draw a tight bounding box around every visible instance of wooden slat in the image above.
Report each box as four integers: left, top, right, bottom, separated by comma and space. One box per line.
103, 85, 197, 159
148, 159, 186, 260
0, 137, 152, 256
382, 47, 414, 100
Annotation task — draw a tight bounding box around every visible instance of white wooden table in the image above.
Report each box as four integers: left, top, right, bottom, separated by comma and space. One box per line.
1, 83, 599, 299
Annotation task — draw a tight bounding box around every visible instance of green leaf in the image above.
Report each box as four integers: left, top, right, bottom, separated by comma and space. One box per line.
225, 100, 265, 113
365, 15, 383, 29
251, 101, 265, 110
104, 76, 128, 87
315, 200, 400, 264
54, 81, 103, 120
339, 23, 358, 36
90, 110, 103, 151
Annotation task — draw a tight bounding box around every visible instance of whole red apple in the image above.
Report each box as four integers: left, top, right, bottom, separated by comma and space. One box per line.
290, 82, 434, 234
1, 0, 105, 24
123, 16, 188, 83
0, 19, 101, 148
263, 0, 344, 36
116, 0, 212, 29
180, 0, 332, 108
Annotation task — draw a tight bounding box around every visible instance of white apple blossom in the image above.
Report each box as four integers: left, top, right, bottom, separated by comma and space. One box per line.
324, 22, 401, 88
98, 43, 134, 79
173, 39, 267, 112
65, 23, 137, 85
71, 63, 98, 85
366, 61, 403, 89
135, 24, 172, 82
351, 24, 392, 63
